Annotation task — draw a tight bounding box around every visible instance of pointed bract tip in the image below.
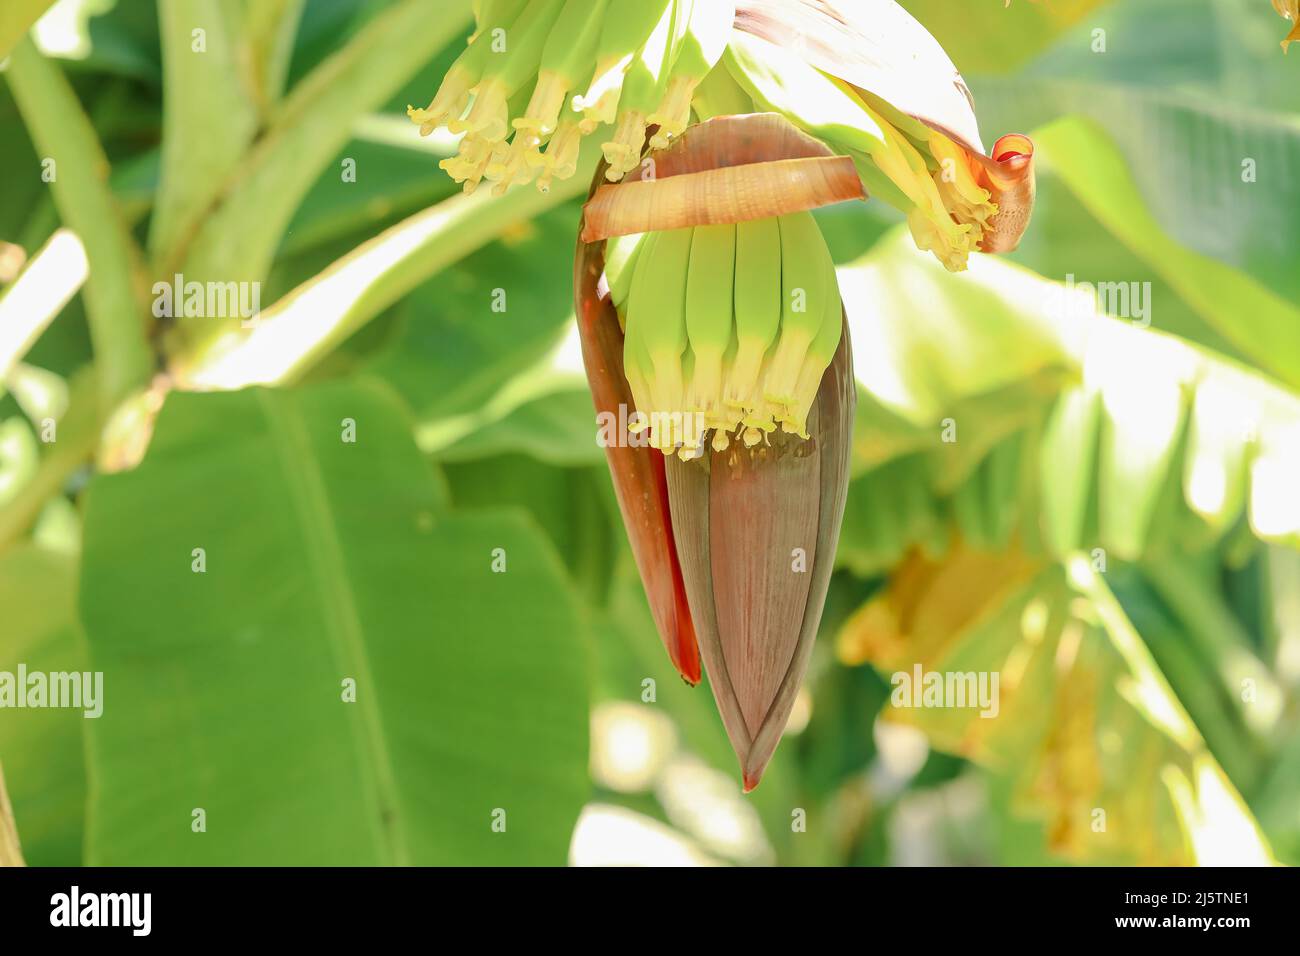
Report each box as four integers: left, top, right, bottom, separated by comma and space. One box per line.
678, 653, 702, 687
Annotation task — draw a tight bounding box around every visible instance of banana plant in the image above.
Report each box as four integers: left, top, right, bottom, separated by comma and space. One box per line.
1, 0, 1297, 867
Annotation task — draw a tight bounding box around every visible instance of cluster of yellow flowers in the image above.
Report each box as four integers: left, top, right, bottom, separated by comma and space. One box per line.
408, 0, 734, 195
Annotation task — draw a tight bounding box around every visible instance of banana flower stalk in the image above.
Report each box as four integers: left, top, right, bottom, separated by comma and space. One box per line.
577, 115, 860, 788
571, 7, 1035, 788
413, 0, 1038, 789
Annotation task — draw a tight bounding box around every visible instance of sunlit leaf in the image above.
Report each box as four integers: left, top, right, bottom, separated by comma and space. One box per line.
836, 226, 1300, 576
837, 544, 1275, 865
1035, 116, 1300, 390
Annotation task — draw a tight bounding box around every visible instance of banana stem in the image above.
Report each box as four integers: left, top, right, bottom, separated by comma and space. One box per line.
6, 38, 155, 411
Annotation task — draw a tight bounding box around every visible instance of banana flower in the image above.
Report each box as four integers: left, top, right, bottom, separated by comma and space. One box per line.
410, 1, 1035, 269
578, 115, 860, 788
413, 0, 1037, 788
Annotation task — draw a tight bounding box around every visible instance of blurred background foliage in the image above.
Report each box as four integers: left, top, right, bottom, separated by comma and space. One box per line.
1, 0, 1298, 866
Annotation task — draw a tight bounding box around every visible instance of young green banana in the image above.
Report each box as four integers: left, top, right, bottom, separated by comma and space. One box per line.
622, 236, 663, 441
514, 0, 610, 146
683, 223, 736, 422
781, 249, 842, 437
648, 0, 735, 149
468, 0, 528, 45
625, 226, 693, 452
622, 333, 657, 437
617, 214, 839, 453
763, 211, 832, 407
723, 216, 782, 419
576, 0, 674, 134
601, 0, 679, 180
604, 232, 647, 316
451, 0, 565, 143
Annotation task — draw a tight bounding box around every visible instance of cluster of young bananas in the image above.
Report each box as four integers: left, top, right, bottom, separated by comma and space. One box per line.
410, 2, 999, 272
407, 0, 736, 195
605, 212, 842, 459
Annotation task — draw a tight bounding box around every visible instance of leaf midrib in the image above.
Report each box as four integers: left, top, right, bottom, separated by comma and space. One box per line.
257, 389, 410, 865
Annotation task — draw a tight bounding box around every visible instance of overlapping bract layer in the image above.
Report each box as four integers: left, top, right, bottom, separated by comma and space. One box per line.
408, 0, 735, 195
609, 212, 842, 459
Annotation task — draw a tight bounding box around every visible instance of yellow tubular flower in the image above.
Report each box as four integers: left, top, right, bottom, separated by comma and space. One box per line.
860, 105, 977, 272
928, 131, 998, 240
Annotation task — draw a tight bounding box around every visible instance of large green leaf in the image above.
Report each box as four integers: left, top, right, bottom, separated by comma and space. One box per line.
78, 381, 589, 865
366, 204, 584, 422
836, 228, 1300, 577
433, 386, 604, 467
442, 455, 615, 605
0, 545, 87, 866
414, 317, 602, 468
1033, 116, 1300, 390
972, 0, 1300, 308
275, 117, 462, 263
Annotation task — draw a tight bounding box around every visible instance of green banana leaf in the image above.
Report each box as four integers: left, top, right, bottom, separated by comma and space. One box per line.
78, 382, 590, 865
835, 226, 1300, 577
0, 545, 87, 866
